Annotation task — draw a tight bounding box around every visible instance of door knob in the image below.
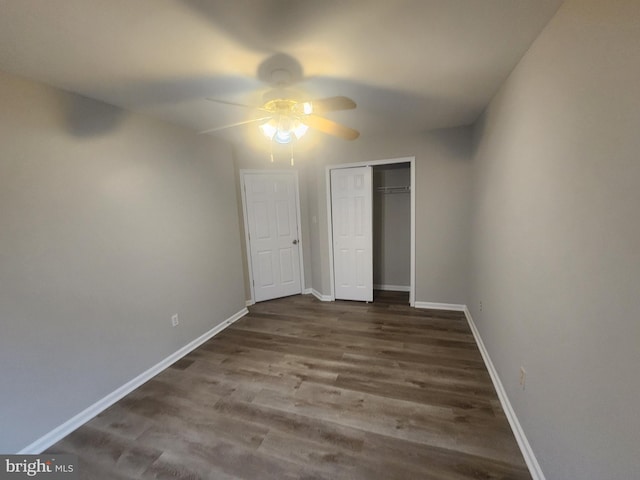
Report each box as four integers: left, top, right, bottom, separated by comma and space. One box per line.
292, 239, 298, 245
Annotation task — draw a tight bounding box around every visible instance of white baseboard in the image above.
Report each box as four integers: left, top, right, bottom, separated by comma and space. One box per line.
310, 289, 333, 302
463, 306, 546, 480
374, 284, 411, 292
18, 307, 249, 454
245, 299, 255, 307
303, 288, 312, 295
414, 301, 465, 311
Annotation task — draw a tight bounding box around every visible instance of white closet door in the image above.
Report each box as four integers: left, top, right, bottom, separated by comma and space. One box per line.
331, 166, 373, 302
244, 173, 302, 302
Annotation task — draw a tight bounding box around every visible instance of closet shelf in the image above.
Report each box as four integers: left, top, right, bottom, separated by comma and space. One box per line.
375, 185, 411, 194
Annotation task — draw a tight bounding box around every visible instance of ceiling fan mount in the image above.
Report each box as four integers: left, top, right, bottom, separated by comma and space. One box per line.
268, 68, 293, 86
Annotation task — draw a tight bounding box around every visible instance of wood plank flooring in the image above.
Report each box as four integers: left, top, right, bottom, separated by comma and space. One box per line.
47, 291, 531, 479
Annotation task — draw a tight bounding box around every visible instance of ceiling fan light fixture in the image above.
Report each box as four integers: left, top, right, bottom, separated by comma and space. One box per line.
260, 116, 308, 144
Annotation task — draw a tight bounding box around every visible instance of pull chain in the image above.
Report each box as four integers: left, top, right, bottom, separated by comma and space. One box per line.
267, 139, 296, 166
290, 141, 294, 166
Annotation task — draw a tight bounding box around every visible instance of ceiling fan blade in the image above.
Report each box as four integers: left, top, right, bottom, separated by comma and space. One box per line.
205, 98, 271, 113
308, 96, 356, 113
198, 116, 273, 135
303, 114, 360, 140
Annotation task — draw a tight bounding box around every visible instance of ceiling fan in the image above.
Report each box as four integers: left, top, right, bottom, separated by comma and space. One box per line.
199, 94, 360, 143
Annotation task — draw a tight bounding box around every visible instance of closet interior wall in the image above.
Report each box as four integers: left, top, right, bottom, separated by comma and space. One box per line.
372, 163, 411, 293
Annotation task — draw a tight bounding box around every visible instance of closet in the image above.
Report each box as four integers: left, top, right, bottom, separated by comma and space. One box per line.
329, 159, 414, 304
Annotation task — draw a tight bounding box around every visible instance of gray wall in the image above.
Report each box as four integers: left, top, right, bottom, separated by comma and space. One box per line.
468, 0, 640, 478
0, 70, 246, 453
373, 165, 411, 289
313, 129, 473, 304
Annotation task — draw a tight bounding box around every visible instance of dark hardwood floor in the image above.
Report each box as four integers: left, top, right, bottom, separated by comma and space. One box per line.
47, 292, 531, 479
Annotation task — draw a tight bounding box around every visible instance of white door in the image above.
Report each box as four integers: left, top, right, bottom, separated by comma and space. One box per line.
243, 173, 302, 302
331, 166, 373, 302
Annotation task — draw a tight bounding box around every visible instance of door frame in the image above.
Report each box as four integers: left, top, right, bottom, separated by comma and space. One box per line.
240, 169, 306, 305
326, 157, 416, 306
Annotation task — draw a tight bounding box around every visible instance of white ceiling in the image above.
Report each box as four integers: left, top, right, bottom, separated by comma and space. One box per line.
0, 0, 563, 143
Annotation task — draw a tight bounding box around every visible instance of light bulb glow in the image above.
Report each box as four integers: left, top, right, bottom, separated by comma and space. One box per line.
292, 122, 308, 139
274, 130, 292, 144
260, 121, 277, 139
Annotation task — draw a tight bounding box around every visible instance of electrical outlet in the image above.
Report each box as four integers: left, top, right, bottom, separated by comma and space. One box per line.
479, 301, 483, 312
519, 367, 526, 390
171, 314, 179, 327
